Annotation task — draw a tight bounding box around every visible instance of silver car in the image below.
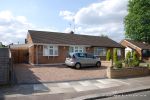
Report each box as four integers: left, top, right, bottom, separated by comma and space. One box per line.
65, 52, 101, 69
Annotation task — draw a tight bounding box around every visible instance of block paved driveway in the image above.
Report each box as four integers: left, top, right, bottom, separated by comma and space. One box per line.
14, 64, 107, 84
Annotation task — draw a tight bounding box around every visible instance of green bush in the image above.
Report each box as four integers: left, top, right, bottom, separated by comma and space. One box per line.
125, 59, 140, 67
114, 61, 123, 69
133, 51, 138, 61
106, 49, 111, 61
126, 51, 131, 60
147, 64, 150, 68
113, 48, 118, 63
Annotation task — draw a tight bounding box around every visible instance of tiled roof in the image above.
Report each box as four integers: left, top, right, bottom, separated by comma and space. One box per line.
124, 39, 150, 50
28, 30, 124, 48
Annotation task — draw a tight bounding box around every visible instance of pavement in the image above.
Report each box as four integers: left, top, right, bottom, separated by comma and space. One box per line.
1, 76, 150, 100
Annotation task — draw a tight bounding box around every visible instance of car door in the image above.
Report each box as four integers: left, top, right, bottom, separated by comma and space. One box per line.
76, 53, 87, 65
86, 53, 96, 65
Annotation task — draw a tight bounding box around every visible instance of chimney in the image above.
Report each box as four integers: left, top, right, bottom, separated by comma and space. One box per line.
69, 31, 74, 34
25, 39, 28, 44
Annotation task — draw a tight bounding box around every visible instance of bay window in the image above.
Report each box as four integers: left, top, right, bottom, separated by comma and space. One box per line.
43, 45, 58, 56
94, 47, 106, 56
69, 46, 85, 53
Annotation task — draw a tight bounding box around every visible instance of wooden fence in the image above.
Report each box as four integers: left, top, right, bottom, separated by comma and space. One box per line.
0, 48, 12, 85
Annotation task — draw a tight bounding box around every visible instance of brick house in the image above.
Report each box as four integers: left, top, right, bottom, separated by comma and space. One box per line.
120, 39, 150, 62
16, 30, 124, 65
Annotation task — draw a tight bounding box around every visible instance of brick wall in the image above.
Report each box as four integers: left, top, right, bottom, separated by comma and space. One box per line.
107, 67, 150, 78
30, 45, 124, 64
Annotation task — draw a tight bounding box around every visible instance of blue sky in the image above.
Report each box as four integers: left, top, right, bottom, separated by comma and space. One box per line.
0, 0, 128, 44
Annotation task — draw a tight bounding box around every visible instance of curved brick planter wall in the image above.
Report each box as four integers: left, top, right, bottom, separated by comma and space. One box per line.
107, 67, 150, 78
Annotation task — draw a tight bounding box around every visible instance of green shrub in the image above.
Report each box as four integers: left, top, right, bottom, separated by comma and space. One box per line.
106, 49, 111, 61
147, 64, 150, 68
126, 51, 131, 60
131, 60, 140, 67
113, 48, 118, 63
133, 51, 138, 61
124, 59, 139, 67
114, 61, 123, 69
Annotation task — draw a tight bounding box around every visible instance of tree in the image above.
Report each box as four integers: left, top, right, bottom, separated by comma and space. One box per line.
106, 49, 111, 61
124, 0, 150, 43
113, 48, 118, 62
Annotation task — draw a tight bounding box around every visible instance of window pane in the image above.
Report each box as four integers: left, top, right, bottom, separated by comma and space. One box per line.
86, 54, 93, 58
94, 47, 106, 56
69, 47, 74, 53
75, 46, 78, 49
79, 49, 83, 52
54, 49, 58, 55
69, 46, 85, 53
117, 49, 121, 56
77, 53, 85, 58
49, 49, 53, 55
43, 45, 48, 56
49, 46, 53, 48
75, 49, 78, 52
54, 46, 58, 55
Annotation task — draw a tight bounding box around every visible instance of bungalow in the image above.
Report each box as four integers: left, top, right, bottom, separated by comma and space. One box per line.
13, 30, 125, 65
120, 39, 150, 62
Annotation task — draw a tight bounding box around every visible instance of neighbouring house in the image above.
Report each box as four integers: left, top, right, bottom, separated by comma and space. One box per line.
11, 30, 125, 65
120, 39, 150, 62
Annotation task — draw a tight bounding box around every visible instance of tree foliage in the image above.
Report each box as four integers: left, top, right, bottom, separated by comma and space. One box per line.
133, 51, 138, 61
126, 51, 131, 60
106, 49, 111, 61
124, 0, 150, 43
113, 48, 118, 62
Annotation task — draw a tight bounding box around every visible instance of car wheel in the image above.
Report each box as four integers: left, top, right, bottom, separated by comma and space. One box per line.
75, 63, 81, 69
96, 62, 101, 67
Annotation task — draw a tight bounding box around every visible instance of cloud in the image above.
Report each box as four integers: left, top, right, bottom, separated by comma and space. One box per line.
60, 0, 128, 42
59, 10, 75, 21
0, 10, 58, 45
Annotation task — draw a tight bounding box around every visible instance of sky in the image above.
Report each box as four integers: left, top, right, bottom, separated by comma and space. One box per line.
0, 0, 128, 45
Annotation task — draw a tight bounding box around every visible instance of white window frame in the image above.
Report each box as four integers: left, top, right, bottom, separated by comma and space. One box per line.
94, 47, 106, 56
69, 46, 85, 53
43, 45, 58, 56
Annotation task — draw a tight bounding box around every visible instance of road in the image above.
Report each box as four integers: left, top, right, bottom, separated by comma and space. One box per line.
99, 90, 150, 100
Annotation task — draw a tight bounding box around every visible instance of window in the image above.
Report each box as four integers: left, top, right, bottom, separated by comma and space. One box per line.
142, 50, 150, 57
69, 46, 85, 53
94, 47, 106, 56
76, 53, 86, 58
117, 48, 121, 56
86, 53, 94, 58
43, 45, 58, 56
113, 48, 121, 56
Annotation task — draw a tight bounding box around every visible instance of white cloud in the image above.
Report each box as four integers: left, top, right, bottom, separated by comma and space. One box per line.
0, 10, 58, 45
59, 10, 75, 21
60, 0, 128, 42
